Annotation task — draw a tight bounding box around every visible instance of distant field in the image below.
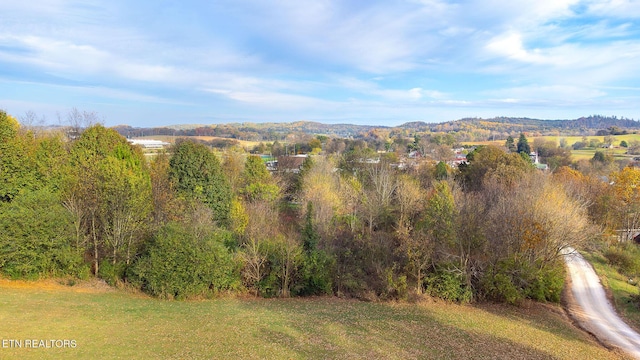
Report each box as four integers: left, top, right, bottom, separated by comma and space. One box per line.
465, 134, 640, 147
133, 135, 261, 149
0, 279, 626, 359
464, 134, 640, 162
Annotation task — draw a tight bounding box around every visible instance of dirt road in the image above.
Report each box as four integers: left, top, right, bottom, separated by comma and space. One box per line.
564, 247, 640, 358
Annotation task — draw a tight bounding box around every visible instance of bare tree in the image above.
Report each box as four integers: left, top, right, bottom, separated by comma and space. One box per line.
395, 174, 427, 292
239, 201, 279, 295
18, 110, 45, 138
361, 162, 397, 233
65, 108, 101, 139
274, 232, 303, 298
299, 156, 342, 237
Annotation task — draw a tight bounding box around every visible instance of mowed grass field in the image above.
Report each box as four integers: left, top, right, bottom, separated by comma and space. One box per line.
0, 280, 629, 359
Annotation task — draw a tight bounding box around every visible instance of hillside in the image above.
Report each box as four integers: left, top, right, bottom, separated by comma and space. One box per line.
399, 115, 640, 134
0, 280, 627, 359
114, 115, 639, 141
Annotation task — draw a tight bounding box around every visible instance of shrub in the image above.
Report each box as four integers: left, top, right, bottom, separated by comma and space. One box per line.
604, 245, 640, 276
425, 267, 473, 303
98, 261, 127, 287
480, 258, 564, 304
381, 266, 408, 301
296, 249, 335, 296
525, 264, 565, 303
0, 190, 86, 279
128, 223, 240, 299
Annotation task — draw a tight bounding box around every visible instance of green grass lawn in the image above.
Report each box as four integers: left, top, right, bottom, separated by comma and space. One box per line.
0, 280, 628, 359
582, 252, 640, 331
570, 148, 631, 161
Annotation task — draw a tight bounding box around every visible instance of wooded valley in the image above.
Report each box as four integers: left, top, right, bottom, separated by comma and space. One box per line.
2, 110, 640, 304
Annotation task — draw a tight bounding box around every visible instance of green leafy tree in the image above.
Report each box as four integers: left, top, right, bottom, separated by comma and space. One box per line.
457, 145, 533, 191
98, 153, 152, 265
34, 135, 71, 193
129, 223, 240, 299
424, 181, 457, 253
434, 161, 448, 180
67, 125, 151, 275
149, 152, 184, 227
242, 155, 280, 203
0, 111, 38, 202
0, 110, 19, 143
170, 140, 232, 225
0, 190, 86, 278
229, 197, 249, 239
591, 150, 609, 164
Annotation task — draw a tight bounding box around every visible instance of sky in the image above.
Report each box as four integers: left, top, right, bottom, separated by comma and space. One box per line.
1, 0, 640, 127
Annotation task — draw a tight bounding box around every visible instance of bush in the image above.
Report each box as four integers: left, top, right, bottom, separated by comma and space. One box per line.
525, 264, 564, 303
128, 223, 241, 299
604, 245, 640, 276
98, 261, 127, 287
381, 266, 408, 300
0, 190, 86, 279
425, 267, 473, 303
572, 141, 587, 150
480, 258, 564, 304
296, 249, 335, 296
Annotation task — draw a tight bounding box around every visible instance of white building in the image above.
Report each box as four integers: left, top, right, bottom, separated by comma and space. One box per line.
128, 139, 170, 149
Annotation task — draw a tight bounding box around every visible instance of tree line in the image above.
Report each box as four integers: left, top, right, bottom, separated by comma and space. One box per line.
1, 110, 637, 303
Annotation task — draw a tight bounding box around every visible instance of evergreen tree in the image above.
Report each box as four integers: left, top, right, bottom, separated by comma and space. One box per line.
505, 136, 516, 152
517, 133, 531, 154
301, 202, 320, 251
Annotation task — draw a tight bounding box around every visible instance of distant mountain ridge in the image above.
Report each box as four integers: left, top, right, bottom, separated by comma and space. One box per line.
397, 115, 640, 131
114, 115, 639, 139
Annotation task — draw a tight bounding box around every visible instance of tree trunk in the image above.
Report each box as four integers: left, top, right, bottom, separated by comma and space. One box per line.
92, 217, 99, 275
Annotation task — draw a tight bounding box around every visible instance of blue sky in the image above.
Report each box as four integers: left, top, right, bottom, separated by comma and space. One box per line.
1, 0, 640, 127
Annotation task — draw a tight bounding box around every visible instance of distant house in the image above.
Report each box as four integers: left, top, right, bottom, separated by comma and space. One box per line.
265, 160, 278, 171
408, 150, 422, 159
529, 152, 549, 171
276, 155, 307, 173
529, 151, 539, 164
450, 151, 467, 167
128, 139, 170, 149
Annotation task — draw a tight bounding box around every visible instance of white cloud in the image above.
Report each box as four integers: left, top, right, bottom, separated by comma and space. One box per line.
587, 0, 640, 18
486, 85, 607, 103
2, 0, 640, 125
337, 76, 446, 101
485, 33, 549, 64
